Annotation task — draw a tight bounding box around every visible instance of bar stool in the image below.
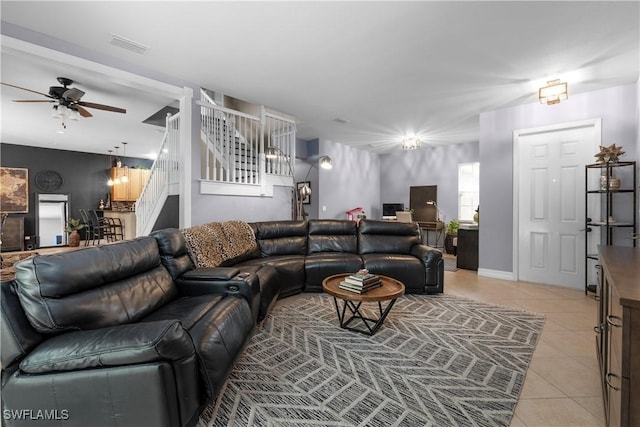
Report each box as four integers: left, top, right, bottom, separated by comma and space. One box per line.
78, 209, 96, 246
103, 216, 124, 241
88, 210, 114, 243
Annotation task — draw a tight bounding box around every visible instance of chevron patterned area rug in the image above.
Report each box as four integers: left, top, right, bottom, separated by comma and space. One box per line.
200, 293, 545, 427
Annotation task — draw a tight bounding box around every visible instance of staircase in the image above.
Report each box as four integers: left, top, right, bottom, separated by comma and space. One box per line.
199, 99, 297, 196
135, 93, 297, 236
136, 112, 180, 236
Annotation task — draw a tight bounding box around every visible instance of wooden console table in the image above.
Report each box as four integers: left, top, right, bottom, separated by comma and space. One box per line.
597, 246, 640, 426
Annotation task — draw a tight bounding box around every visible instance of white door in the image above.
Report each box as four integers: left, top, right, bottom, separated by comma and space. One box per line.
515, 119, 601, 289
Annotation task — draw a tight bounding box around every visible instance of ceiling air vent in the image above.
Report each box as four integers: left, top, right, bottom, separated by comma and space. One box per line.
109, 33, 150, 55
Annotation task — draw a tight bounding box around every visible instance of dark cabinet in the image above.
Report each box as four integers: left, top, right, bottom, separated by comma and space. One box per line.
457, 227, 478, 270
596, 246, 640, 426
1, 217, 25, 252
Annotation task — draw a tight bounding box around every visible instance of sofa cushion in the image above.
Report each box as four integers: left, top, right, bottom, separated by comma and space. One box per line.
308, 219, 358, 254
233, 265, 280, 321
358, 219, 421, 255
181, 221, 258, 268
145, 294, 254, 400
151, 228, 195, 280
361, 253, 426, 292
14, 237, 178, 334
236, 255, 305, 298
19, 320, 194, 374
254, 221, 308, 256
304, 253, 363, 292
1, 280, 43, 368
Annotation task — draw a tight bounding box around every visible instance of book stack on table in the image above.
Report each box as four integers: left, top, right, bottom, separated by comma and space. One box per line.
339, 272, 382, 294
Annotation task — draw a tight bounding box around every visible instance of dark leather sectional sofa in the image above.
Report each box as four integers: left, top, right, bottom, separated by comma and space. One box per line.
1, 219, 442, 426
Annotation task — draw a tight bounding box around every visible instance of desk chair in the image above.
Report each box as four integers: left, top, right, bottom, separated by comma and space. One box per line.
395, 211, 413, 223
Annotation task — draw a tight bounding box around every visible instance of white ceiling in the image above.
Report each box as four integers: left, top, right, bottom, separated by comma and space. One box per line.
1, 1, 638, 156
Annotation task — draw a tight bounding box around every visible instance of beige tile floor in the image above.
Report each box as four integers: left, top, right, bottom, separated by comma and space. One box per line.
444, 267, 605, 427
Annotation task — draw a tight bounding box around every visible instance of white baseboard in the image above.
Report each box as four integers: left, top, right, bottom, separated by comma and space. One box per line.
477, 268, 516, 281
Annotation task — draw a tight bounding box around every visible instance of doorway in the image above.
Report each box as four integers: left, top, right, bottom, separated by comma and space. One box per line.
513, 119, 601, 289
36, 193, 69, 248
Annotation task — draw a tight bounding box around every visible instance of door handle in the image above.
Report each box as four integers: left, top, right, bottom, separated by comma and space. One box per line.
607, 315, 622, 328
606, 373, 621, 391
579, 227, 592, 232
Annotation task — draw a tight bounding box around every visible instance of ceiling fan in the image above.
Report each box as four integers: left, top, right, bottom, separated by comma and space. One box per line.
1, 77, 127, 121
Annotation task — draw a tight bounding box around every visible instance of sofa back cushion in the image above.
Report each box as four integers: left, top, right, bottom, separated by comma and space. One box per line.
308, 220, 358, 254
151, 228, 195, 279
358, 219, 421, 254
1, 280, 43, 368
14, 237, 177, 334
253, 221, 308, 256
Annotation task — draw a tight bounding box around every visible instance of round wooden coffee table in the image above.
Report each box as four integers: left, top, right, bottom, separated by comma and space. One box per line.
322, 273, 405, 335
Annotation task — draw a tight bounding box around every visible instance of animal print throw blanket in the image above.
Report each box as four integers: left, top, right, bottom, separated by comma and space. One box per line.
181, 220, 257, 268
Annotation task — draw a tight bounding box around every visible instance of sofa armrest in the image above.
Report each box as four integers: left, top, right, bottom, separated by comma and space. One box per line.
19, 320, 194, 374
175, 270, 261, 321
410, 244, 444, 293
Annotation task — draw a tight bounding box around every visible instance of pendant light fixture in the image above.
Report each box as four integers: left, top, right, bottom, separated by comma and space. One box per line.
107, 150, 115, 186
120, 142, 129, 183
113, 146, 121, 185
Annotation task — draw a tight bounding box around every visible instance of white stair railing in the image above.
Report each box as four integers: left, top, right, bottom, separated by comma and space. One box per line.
200, 102, 262, 184
136, 112, 180, 236
199, 102, 296, 186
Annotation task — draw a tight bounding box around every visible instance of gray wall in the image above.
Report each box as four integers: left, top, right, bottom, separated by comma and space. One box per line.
479, 82, 638, 274
318, 139, 381, 220
379, 141, 479, 224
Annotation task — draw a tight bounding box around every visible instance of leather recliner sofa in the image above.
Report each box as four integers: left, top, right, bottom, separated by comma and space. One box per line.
1, 237, 259, 427
153, 219, 444, 321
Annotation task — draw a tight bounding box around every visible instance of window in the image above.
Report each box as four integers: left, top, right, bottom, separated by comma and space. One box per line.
458, 162, 479, 221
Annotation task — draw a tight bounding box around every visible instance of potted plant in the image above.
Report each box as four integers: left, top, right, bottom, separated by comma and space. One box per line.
445, 219, 459, 255
64, 218, 85, 247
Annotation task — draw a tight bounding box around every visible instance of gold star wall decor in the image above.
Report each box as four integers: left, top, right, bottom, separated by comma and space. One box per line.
594, 144, 625, 163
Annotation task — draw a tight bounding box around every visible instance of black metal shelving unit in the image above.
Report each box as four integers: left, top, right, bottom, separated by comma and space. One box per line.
585, 161, 637, 295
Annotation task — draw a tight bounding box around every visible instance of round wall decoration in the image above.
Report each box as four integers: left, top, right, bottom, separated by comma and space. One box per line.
35, 170, 64, 192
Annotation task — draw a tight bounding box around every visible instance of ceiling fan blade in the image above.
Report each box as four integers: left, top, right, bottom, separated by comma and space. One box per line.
63, 87, 85, 102
2, 82, 53, 99
77, 101, 126, 114
12, 99, 56, 103
75, 105, 93, 118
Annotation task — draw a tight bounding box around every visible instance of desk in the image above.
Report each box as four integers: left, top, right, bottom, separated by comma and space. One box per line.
417, 221, 444, 249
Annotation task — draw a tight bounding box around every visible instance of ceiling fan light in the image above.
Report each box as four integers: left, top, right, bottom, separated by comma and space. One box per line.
107, 178, 114, 186
69, 109, 80, 121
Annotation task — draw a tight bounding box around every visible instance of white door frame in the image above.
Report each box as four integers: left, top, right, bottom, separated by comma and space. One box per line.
512, 118, 602, 283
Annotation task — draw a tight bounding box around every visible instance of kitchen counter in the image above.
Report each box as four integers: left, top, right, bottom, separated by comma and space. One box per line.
101, 211, 136, 240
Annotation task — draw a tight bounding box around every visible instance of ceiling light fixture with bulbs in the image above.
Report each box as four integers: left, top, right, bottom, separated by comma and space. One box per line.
51, 102, 80, 133
538, 79, 568, 105
401, 136, 421, 150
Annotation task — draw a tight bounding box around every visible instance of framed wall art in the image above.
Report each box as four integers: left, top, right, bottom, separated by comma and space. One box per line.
1, 167, 29, 213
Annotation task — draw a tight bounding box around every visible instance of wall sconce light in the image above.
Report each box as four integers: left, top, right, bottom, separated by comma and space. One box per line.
402, 137, 421, 150
538, 79, 568, 105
